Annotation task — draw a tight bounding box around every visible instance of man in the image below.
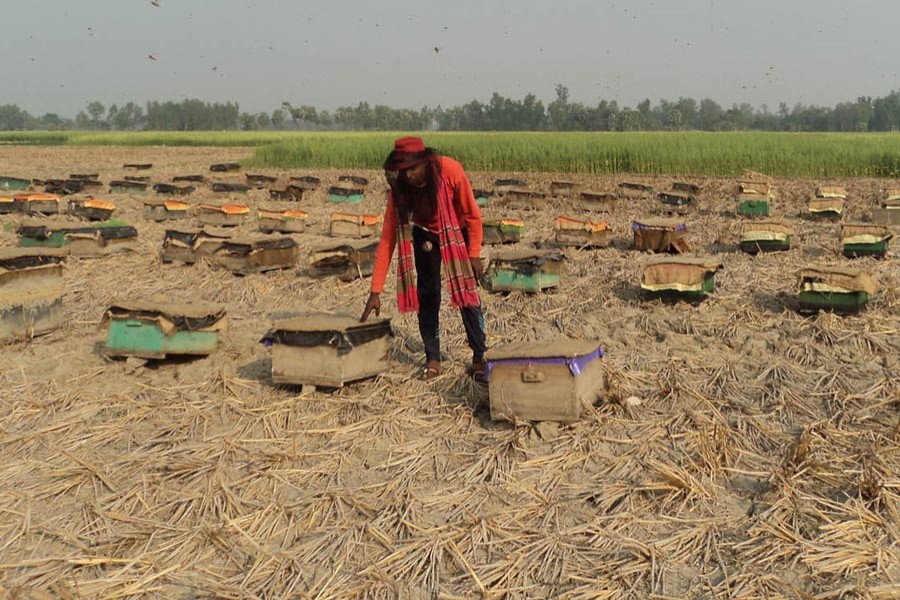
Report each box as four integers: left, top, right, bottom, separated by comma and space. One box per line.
360, 136, 487, 381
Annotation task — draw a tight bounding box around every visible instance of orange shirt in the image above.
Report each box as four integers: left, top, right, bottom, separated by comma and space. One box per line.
371, 156, 482, 294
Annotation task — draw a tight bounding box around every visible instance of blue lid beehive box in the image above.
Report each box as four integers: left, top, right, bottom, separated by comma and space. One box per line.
485, 340, 604, 423
641, 256, 723, 301
103, 300, 227, 359
488, 249, 565, 293
739, 220, 793, 254
0, 248, 66, 343
797, 266, 877, 314
263, 313, 393, 388
841, 223, 892, 258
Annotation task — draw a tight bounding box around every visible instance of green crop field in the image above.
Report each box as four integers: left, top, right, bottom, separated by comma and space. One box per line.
3, 130, 900, 176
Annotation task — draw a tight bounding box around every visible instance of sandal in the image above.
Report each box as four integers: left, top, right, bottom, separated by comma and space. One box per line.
418, 360, 443, 381
470, 360, 487, 381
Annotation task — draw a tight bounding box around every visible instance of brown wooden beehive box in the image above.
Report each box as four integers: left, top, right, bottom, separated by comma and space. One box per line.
485, 340, 604, 423
14, 193, 60, 215
66, 198, 116, 221
196, 203, 249, 227
631, 218, 691, 253
160, 227, 232, 264
579, 191, 617, 212
0, 248, 66, 343
550, 180, 577, 198
144, 198, 191, 222
503, 188, 547, 210
554, 216, 612, 248
309, 241, 378, 281
258, 208, 308, 233
263, 313, 393, 388
494, 178, 526, 196
212, 236, 300, 273
329, 212, 382, 238
618, 182, 654, 199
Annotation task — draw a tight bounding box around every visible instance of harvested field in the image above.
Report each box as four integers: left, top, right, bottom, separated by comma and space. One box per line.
1, 146, 899, 598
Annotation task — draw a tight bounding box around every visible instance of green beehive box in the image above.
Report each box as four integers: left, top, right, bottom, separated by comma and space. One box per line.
797, 266, 876, 314
104, 300, 227, 359
739, 220, 793, 254
737, 192, 770, 217
841, 223, 892, 258
489, 249, 564, 293
18, 219, 138, 256
327, 185, 364, 204
483, 219, 524, 245
641, 256, 722, 302
0, 177, 31, 191
473, 189, 491, 207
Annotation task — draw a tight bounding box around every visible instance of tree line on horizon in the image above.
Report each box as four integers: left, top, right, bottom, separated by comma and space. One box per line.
2, 86, 900, 133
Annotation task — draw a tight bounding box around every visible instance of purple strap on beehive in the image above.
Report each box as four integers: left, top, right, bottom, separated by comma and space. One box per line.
485, 346, 604, 381
631, 221, 686, 231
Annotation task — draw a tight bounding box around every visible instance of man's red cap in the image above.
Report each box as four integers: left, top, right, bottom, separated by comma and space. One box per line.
393, 136, 426, 153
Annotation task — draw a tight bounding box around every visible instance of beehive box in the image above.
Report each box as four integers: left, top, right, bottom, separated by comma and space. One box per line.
618, 182, 654, 199
246, 173, 278, 188
550, 180, 576, 198
485, 340, 604, 423
494, 178, 526, 196
196, 203, 249, 227
109, 180, 148, 194
816, 186, 847, 199
673, 182, 701, 195
0, 248, 66, 343
489, 249, 565, 293
658, 190, 695, 209
44, 179, 84, 195
737, 193, 770, 217
872, 193, 900, 225
339, 175, 369, 187
473, 189, 491, 207
263, 313, 393, 388
18, 219, 138, 257
579, 191, 617, 212
309, 241, 378, 281
14, 193, 60, 214
212, 236, 300, 273
104, 300, 227, 359
290, 176, 321, 191
840, 223, 892, 258
123, 163, 153, 171
152, 183, 195, 196
258, 208, 308, 233
144, 198, 191, 221
329, 213, 382, 238
161, 227, 232, 264
503, 189, 547, 210
70, 173, 99, 181
210, 163, 241, 173
554, 216, 611, 248
739, 221, 793, 254
632, 218, 691, 253
67, 198, 116, 221
797, 266, 876, 314
173, 175, 206, 183
0, 196, 15, 214
641, 256, 723, 301
211, 182, 251, 193
738, 180, 771, 196
482, 219, 524, 245
0, 176, 31, 191
808, 196, 845, 219
328, 185, 365, 204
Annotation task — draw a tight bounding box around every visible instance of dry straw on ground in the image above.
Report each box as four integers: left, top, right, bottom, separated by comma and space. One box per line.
0, 147, 899, 598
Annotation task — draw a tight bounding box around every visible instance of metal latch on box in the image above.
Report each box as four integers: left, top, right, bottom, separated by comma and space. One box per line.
521, 369, 545, 383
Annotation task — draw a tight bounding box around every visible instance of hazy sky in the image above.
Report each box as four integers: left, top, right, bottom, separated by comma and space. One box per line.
3, 0, 899, 116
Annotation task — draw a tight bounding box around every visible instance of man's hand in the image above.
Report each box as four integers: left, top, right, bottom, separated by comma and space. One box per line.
469, 257, 484, 285
360, 292, 381, 322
